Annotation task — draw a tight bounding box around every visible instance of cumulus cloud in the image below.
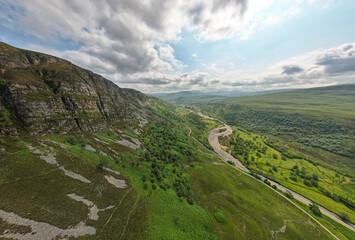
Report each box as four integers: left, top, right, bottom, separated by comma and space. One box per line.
0, 0, 347, 92
0, 0, 250, 76
209, 43, 355, 90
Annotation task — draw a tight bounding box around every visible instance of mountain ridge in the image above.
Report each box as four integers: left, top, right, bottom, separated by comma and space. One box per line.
0, 42, 153, 136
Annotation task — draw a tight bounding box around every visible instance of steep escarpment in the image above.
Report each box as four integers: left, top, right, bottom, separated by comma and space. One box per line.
0, 42, 152, 135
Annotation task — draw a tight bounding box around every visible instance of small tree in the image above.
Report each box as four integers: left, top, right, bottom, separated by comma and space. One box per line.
339, 212, 350, 222
285, 191, 293, 199
309, 203, 322, 216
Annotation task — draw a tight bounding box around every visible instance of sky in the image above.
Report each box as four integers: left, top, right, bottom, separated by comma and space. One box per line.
0, 0, 355, 93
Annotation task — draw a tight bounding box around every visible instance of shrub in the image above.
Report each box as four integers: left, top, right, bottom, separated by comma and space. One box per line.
289, 175, 297, 182
303, 179, 312, 187
309, 203, 322, 216
227, 160, 235, 166
214, 208, 227, 223
152, 183, 157, 190
311, 179, 318, 187
263, 179, 271, 186
339, 212, 350, 222
285, 191, 293, 199
272, 166, 278, 172
273, 154, 278, 159
312, 174, 319, 181
272, 185, 277, 190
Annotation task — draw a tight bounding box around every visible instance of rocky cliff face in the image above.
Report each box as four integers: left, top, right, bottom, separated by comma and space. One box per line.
0, 42, 152, 135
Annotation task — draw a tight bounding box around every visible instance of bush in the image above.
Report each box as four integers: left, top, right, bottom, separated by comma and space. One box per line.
272, 166, 278, 172
339, 212, 350, 222
312, 174, 319, 181
289, 175, 297, 182
309, 203, 322, 216
285, 191, 293, 199
273, 154, 278, 159
311, 179, 318, 187
227, 160, 235, 166
152, 183, 157, 190
303, 179, 312, 187
214, 208, 227, 223
272, 185, 277, 190
263, 179, 271, 186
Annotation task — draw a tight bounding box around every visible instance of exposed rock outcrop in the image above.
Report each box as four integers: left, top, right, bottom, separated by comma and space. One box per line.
0, 42, 152, 135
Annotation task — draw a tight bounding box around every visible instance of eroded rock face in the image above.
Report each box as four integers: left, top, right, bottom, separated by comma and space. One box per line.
0, 42, 152, 135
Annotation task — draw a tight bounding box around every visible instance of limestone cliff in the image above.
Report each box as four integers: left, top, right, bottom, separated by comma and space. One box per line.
0, 42, 152, 135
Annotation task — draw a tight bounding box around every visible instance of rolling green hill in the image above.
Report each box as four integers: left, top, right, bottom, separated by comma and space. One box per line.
170, 85, 355, 227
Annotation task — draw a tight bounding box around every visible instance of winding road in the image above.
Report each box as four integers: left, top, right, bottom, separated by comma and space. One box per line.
186, 108, 355, 235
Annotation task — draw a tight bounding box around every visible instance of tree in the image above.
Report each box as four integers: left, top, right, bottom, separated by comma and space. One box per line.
339, 212, 350, 222
309, 203, 322, 216
285, 191, 293, 199
303, 179, 312, 186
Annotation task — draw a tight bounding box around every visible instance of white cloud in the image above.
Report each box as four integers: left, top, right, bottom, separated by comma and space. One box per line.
207, 43, 355, 90
0, 0, 341, 92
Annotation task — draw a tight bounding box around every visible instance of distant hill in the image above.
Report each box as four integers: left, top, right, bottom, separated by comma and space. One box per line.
155, 88, 299, 105
155, 90, 225, 104
191, 83, 355, 172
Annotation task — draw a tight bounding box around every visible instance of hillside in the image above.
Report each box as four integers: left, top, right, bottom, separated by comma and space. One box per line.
175, 85, 355, 228
0, 43, 343, 239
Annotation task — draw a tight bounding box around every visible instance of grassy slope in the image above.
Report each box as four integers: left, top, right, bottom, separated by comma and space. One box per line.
218, 85, 355, 127
174, 85, 355, 223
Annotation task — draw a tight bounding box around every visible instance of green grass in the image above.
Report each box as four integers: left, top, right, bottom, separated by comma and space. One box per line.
292, 198, 355, 240
189, 164, 335, 240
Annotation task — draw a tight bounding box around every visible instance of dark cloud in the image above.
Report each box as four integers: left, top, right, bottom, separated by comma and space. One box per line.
119, 77, 171, 85
316, 48, 355, 74
282, 65, 303, 75
210, 80, 220, 84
